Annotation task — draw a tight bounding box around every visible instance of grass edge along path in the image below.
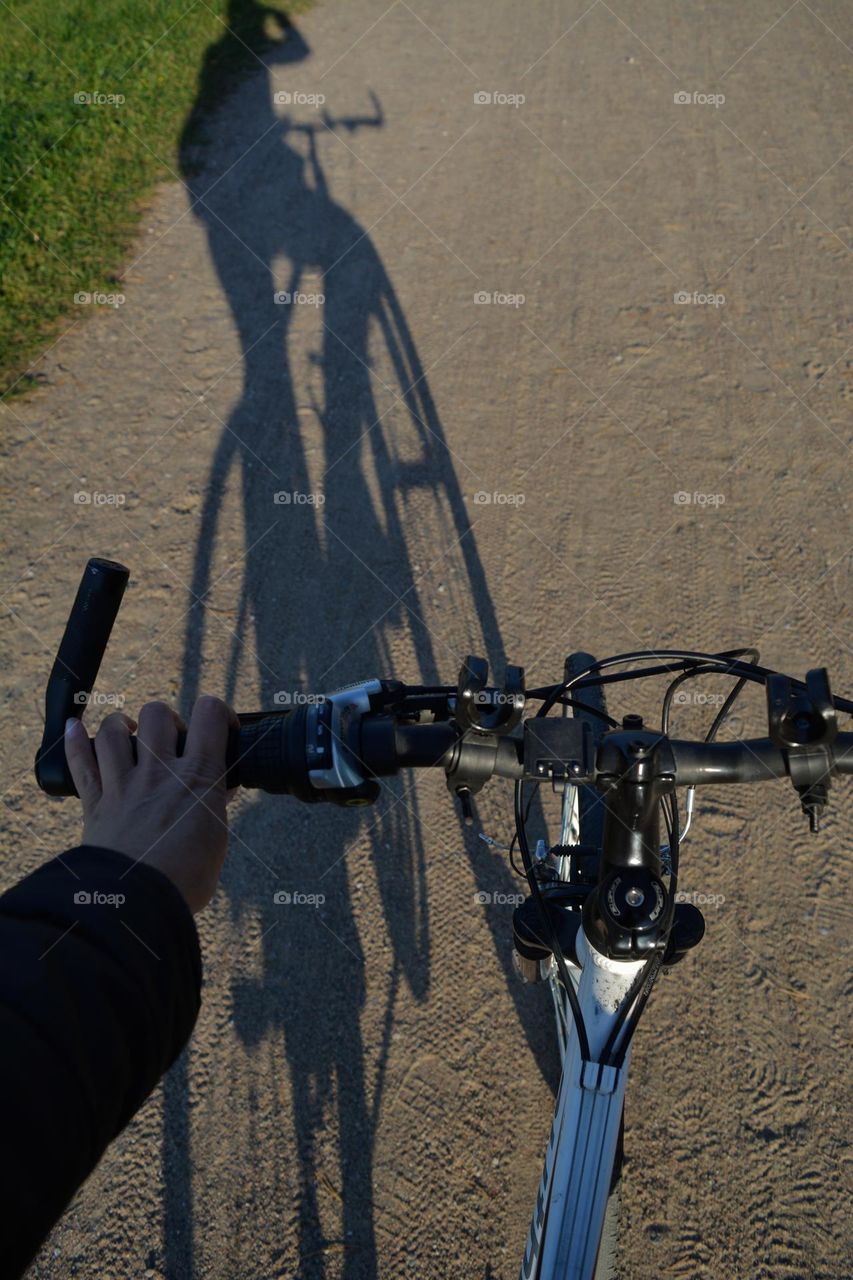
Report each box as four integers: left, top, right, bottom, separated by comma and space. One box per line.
0, 0, 312, 398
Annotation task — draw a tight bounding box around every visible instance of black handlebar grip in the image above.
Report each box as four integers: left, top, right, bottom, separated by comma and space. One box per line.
234, 712, 308, 795
35, 558, 130, 796
228, 712, 379, 803
135, 716, 312, 795
110, 717, 307, 794
54, 558, 129, 698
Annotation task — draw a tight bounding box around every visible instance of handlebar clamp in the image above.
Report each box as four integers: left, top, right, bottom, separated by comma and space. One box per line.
446, 657, 526, 822
454, 656, 525, 735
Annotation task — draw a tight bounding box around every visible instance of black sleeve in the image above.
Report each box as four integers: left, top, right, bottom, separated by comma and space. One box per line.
0, 846, 202, 1278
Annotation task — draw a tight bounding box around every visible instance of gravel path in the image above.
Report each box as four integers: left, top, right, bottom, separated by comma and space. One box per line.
1, 2, 851, 1277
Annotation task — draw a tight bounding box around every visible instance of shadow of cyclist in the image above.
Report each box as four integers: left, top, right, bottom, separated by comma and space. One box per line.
167, 7, 557, 1277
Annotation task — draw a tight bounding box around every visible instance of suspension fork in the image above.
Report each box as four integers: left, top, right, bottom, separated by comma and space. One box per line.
521, 928, 646, 1280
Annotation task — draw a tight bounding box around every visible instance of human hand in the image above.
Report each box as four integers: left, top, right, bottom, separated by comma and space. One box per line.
64, 695, 237, 914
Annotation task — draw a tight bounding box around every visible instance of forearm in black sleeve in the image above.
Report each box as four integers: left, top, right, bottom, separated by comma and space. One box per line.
0, 845, 202, 1278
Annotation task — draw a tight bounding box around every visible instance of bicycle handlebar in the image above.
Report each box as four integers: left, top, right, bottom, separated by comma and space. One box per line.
36, 703, 853, 799
34, 559, 853, 813
308, 717, 853, 789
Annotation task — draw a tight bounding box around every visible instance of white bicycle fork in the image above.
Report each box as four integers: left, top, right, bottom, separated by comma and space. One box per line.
520, 932, 643, 1280
520, 781, 644, 1280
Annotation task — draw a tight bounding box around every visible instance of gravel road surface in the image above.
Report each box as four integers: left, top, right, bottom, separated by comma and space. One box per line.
1, 2, 851, 1277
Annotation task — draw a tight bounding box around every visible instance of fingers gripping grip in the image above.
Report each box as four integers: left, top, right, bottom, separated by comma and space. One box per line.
35, 560, 375, 805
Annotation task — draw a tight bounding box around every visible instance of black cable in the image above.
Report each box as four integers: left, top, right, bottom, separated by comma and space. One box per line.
599, 791, 679, 1069
507, 840, 526, 879
661, 791, 675, 871
609, 951, 665, 1070
617, 789, 680, 1064
661, 649, 759, 737
667, 787, 680, 902
393, 649, 853, 722
527, 648, 755, 708
529, 648, 853, 717
704, 663, 756, 742
596, 950, 658, 1068
515, 777, 592, 1062
661, 653, 756, 888
661, 665, 727, 735
546, 697, 618, 727
507, 782, 538, 877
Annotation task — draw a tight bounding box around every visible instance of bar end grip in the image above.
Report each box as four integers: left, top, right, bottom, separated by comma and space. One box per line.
35, 558, 130, 796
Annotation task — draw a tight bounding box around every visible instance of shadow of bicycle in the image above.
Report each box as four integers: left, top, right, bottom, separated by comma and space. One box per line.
166, 7, 557, 1277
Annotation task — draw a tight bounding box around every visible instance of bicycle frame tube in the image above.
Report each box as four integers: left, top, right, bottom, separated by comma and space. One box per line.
521, 928, 643, 1280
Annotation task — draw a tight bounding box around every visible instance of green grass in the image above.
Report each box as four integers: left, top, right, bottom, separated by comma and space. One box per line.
0, 0, 311, 395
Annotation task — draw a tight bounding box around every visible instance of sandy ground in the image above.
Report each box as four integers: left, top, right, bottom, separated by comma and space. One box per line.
1, 1, 852, 1277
